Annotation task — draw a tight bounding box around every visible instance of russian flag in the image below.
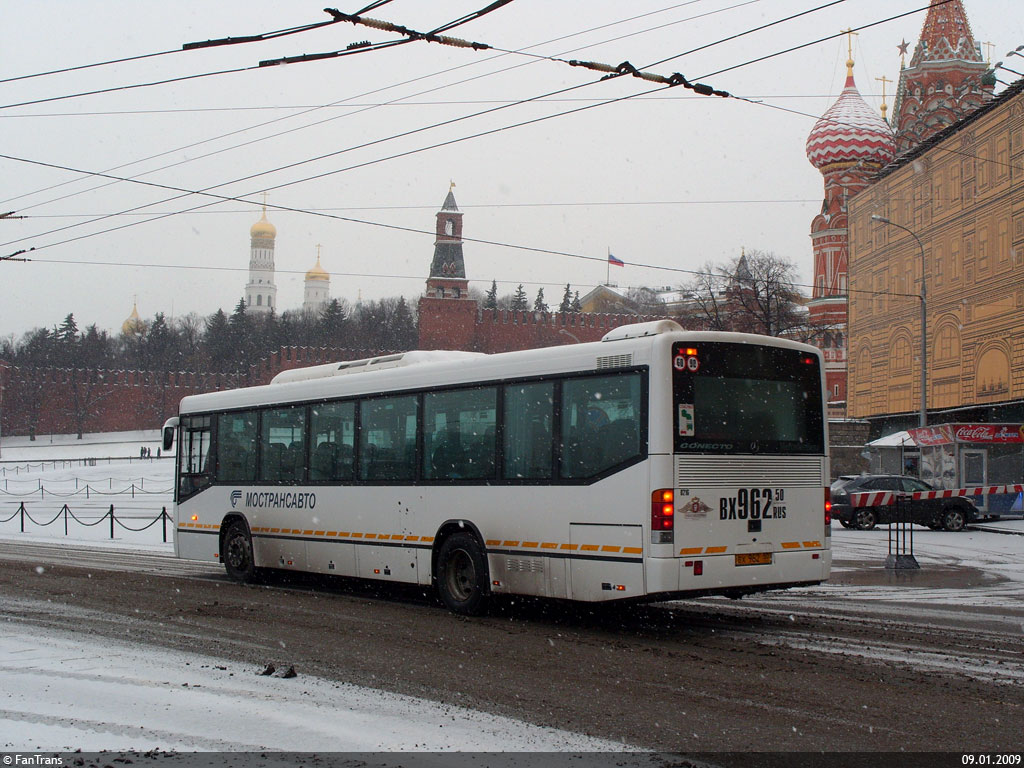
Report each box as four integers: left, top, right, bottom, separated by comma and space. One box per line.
608, 252, 624, 267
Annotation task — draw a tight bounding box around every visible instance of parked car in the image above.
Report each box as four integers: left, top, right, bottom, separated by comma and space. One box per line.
829, 474, 976, 532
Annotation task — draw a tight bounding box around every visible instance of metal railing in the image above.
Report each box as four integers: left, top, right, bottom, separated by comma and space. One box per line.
0, 480, 172, 497
1, 502, 172, 542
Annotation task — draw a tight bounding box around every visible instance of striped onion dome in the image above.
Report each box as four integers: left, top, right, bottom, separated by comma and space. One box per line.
806, 63, 895, 170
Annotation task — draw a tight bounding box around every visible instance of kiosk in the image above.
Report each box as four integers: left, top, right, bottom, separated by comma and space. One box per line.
908, 424, 1024, 516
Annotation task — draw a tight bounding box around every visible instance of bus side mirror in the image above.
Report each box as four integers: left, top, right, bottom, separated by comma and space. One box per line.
163, 426, 175, 452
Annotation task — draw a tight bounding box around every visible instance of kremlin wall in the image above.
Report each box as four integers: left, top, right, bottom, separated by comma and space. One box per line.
0, 187, 651, 439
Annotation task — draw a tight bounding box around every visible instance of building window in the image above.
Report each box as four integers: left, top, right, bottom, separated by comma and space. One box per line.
891, 336, 911, 373
256, 294, 263, 306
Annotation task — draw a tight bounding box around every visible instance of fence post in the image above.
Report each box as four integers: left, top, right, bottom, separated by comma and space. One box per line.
19, 502, 25, 533
131, 483, 136, 499
64, 504, 69, 536
86, 485, 90, 500
162, 506, 168, 543
109, 504, 115, 539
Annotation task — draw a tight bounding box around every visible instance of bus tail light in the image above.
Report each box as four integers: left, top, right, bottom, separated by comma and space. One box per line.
652, 489, 674, 544
824, 487, 832, 526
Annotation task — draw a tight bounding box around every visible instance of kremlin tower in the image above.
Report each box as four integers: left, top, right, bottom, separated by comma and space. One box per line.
245, 203, 278, 314
303, 247, 330, 314
418, 184, 478, 351
806, 50, 896, 408
425, 183, 469, 300
890, 0, 994, 153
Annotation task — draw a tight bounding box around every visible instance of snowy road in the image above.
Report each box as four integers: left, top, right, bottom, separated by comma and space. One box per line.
2, 440, 1023, 752
1, 537, 1022, 753
0, 612, 629, 752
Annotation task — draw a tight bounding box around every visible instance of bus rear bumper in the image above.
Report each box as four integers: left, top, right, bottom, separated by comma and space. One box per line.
645, 548, 832, 598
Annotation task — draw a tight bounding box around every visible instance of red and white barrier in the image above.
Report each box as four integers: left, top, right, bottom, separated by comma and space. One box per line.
851, 484, 1024, 508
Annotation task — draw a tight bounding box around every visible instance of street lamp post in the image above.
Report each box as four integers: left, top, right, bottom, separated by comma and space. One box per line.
871, 214, 927, 427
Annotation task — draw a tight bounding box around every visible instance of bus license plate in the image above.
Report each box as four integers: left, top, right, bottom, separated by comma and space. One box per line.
735, 552, 771, 566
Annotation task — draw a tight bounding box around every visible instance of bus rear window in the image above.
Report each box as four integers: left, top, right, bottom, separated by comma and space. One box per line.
672, 342, 823, 455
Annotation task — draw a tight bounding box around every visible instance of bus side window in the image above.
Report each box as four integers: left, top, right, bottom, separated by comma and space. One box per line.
260, 406, 306, 483
503, 382, 553, 480
423, 387, 496, 481
360, 395, 417, 481
310, 401, 355, 481
560, 372, 643, 480
216, 411, 257, 483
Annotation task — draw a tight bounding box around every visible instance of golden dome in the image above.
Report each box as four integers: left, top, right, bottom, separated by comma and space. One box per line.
250, 208, 276, 239
305, 255, 329, 281
121, 302, 144, 336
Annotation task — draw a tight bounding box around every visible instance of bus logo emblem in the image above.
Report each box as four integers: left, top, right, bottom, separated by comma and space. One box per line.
230, 490, 242, 508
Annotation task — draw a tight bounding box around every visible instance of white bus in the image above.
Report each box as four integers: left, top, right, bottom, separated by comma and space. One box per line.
164, 320, 831, 615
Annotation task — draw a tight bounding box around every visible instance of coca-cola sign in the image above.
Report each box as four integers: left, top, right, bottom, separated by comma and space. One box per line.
953, 424, 1024, 443
909, 424, 1024, 445
908, 426, 954, 446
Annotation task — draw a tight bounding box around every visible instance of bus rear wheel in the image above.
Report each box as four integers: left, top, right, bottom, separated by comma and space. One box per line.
223, 520, 257, 583
436, 532, 489, 616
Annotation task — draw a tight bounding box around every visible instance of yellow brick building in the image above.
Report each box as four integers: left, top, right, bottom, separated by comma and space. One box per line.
847, 81, 1024, 428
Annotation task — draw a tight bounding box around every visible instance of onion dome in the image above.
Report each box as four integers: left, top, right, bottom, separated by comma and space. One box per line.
305, 255, 329, 282
806, 61, 895, 171
250, 208, 276, 239
121, 302, 144, 336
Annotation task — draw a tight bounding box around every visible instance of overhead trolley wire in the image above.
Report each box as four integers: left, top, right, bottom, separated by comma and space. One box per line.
0, 0, 739, 213
1, 0, 761, 234
0, 14, 360, 87
2, 1, 978, 281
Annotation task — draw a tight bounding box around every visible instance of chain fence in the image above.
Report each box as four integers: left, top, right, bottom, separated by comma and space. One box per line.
0, 456, 171, 475
0, 501, 173, 542
0, 479, 172, 498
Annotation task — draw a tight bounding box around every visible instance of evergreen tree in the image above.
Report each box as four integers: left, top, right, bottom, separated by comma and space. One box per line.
559, 284, 573, 313
386, 296, 417, 350
317, 299, 348, 347
203, 308, 233, 371
146, 312, 177, 370
571, 291, 582, 312
533, 288, 548, 312
483, 280, 498, 309
511, 284, 529, 311
56, 313, 78, 348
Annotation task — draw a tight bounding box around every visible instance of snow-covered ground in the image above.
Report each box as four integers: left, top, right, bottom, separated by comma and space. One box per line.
0, 618, 626, 752
1, 431, 1023, 752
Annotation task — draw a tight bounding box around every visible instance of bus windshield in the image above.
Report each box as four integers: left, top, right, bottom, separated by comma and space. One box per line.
672, 341, 824, 455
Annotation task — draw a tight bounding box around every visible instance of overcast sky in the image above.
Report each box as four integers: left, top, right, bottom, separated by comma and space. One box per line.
2, 0, 1021, 340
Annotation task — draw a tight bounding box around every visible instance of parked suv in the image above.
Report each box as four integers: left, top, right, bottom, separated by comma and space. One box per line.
830, 474, 976, 532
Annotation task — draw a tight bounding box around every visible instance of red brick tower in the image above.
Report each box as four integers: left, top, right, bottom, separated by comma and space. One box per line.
418, 184, 477, 350
806, 56, 896, 409
891, 0, 994, 153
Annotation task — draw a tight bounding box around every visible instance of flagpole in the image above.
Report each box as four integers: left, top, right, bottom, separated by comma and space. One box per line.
606, 247, 610, 286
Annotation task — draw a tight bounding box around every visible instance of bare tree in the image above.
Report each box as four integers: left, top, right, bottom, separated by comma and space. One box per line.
678, 251, 805, 337
676, 260, 733, 331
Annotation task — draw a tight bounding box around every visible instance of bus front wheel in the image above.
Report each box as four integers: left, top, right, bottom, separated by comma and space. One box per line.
223, 520, 257, 583
436, 532, 490, 616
